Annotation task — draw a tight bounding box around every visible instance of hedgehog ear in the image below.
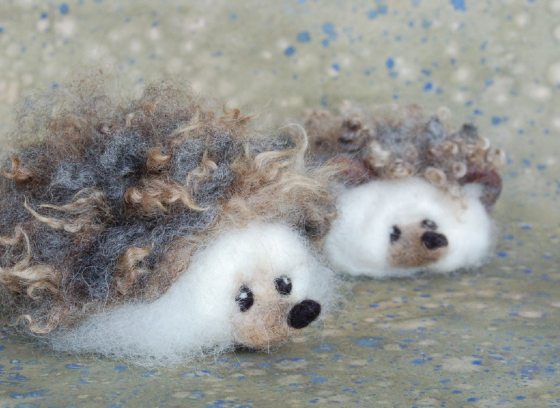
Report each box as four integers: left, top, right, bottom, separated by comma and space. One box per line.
461, 170, 502, 210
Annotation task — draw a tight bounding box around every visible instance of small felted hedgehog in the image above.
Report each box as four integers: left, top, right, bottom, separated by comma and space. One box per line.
304, 103, 505, 278
0, 80, 336, 365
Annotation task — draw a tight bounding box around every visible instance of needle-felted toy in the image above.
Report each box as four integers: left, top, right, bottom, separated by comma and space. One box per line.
0, 80, 336, 365
304, 104, 505, 278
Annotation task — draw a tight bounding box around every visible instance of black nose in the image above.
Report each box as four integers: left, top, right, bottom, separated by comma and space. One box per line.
421, 231, 448, 250
287, 300, 321, 329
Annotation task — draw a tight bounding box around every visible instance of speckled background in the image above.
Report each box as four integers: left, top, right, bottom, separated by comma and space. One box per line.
1, 0, 559, 407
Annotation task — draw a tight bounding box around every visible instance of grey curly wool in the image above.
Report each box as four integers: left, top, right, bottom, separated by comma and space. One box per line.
304, 104, 505, 208
0, 79, 336, 335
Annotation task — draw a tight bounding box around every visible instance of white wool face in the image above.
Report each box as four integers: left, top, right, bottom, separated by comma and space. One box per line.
52, 223, 333, 366
324, 177, 495, 277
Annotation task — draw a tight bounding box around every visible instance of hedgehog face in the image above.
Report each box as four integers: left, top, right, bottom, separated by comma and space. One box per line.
52, 222, 333, 364
154, 221, 332, 353
387, 219, 449, 269
226, 224, 328, 350
324, 177, 494, 277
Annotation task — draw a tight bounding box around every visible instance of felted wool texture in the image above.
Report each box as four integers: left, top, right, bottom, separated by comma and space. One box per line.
303, 103, 504, 277
324, 177, 495, 277
304, 103, 505, 209
52, 222, 335, 366
0, 79, 336, 345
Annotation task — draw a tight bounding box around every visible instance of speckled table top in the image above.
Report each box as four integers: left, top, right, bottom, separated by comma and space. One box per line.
1, 1, 559, 407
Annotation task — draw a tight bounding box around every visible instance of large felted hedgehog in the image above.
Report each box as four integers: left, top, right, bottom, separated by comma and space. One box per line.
0, 80, 336, 365
304, 103, 505, 277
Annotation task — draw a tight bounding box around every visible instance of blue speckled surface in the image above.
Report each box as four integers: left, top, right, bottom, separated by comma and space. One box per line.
1, 0, 560, 406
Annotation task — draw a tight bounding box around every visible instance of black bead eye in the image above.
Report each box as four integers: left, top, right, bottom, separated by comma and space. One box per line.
390, 226, 401, 243
421, 219, 438, 230
274, 276, 292, 296
235, 285, 254, 312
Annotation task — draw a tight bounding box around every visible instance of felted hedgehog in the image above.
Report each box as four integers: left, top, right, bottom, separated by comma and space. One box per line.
0, 80, 336, 365
304, 103, 505, 278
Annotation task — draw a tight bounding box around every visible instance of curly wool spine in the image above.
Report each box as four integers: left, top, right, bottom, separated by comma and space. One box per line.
19, 307, 64, 334
124, 179, 204, 215
0, 226, 59, 302
114, 246, 153, 295
2, 156, 34, 183
146, 148, 172, 172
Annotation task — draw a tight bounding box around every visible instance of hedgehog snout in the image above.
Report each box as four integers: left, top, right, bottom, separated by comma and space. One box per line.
287, 300, 321, 329
421, 231, 448, 250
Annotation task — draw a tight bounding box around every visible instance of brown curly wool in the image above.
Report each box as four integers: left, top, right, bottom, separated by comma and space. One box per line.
304, 104, 506, 209
0, 80, 335, 335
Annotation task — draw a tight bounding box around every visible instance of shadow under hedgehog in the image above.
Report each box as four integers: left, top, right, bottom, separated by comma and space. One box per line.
304, 103, 505, 278
0, 80, 336, 365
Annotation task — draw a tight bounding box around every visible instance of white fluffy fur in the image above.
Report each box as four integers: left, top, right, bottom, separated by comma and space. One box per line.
52, 223, 334, 366
324, 177, 495, 277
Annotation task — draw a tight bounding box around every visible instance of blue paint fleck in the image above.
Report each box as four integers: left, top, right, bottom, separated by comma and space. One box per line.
114, 364, 128, 372
451, 0, 466, 11
284, 46, 296, 57
497, 251, 508, 258
331, 63, 341, 72
385, 57, 395, 69
0, 345, 4, 351
471, 359, 482, 365
355, 336, 384, 348
423, 82, 433, 91
59, 3, 70, 15
65, 363, 83, 370
10, 390, 48, 399
8, 373, 28, 382
378, 5, 388, 14
322, 22, 337, 40
367, 10, 378, 19
491, 116, 504, 125
544, 366, 556, 375
467, 397, 479, 403
310, 375, 328, 384
516, 396, 526, 401
40, 12, 48, 19
297, 31, 311, 43
411, 358, 427, 365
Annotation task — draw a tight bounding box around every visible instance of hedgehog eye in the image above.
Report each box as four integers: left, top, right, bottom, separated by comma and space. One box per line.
274, 275, 292, 296
390, 226, 401, 243
235, 285, 254, 312
421, 219, 438, 230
